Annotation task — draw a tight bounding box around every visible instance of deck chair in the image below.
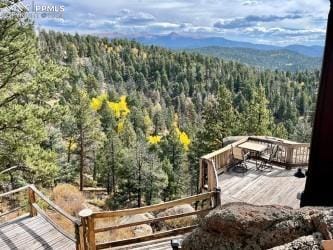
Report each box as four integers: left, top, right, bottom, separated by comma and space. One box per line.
257, 144, 279, 170
231, 146, 250, 172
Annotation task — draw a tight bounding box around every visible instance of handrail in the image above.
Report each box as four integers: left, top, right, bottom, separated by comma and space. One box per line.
92, 191, 216, 219
0, 184, 83, 249
0, 185, 30, 198
79, 189, 221, 250
201, 137, 248, 160
29, 184, 81, 226
94, 208, 212, 233
96, 225, 197, 249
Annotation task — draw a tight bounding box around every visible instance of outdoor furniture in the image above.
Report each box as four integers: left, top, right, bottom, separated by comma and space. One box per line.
231, 146, 250, 173
257, 144, 279, 170
238, 141, 268, 169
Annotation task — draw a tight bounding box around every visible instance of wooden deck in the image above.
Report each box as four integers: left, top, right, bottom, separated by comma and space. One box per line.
112, 235, 185, 250
218, 160, 306, 209
0, 215, 75, 250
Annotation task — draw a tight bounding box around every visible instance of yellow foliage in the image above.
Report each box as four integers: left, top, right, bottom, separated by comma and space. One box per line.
91, 97, 102, 111
108, 101, 121, 118
108, 95, 130, 118
90, 93, 108, 111
119, 96, 130, 115
148, 135, 162, 145
179, 131, 191, 151
172, 114, 191, 150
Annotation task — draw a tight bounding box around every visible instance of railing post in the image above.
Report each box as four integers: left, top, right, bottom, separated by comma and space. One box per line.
28, 186, 37, 217
214, 187, 222, 208
285, 145, 294, 168
79, 209, 96, 250
75, 223, 85, 250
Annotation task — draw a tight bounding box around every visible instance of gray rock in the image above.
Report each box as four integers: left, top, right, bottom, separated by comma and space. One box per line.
182, 203, 333, 250
268, 233, 322, 250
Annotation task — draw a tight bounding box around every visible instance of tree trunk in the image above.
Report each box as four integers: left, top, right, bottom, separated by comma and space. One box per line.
79, 126, 84, 191
137, 160, 142, 208
111, 139, 116, 194
67, 139, 72, 163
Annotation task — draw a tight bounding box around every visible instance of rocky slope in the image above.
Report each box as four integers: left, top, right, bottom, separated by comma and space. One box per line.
182, 203, 333, 250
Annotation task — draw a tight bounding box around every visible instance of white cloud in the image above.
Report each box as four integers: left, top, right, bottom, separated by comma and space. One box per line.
34, 0, 330, 45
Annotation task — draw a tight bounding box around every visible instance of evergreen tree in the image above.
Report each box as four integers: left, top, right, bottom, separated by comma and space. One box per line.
243, 85, 274, 136
0, 6, 67, 186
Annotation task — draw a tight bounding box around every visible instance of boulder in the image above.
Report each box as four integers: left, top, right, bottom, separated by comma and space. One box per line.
182, 202, 333, 250
269, 233, 322, 250
119, 213, 154, 225
132, 224, 153, 237
156, 204, 196, 229
119, 213, 154, 238
157, 204, 195, 217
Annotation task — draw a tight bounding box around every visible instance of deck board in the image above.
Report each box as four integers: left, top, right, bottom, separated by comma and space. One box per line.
218, 160, 306, 209
0, 215, 75, 249
112, 235, 185, 250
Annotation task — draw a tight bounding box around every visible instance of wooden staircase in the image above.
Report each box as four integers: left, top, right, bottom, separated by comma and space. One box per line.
0, 185, 221, 249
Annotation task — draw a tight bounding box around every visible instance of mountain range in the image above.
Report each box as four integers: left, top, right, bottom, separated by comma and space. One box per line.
135, 33, 324, 58
127, 33, 324, 71
186, 47, 322, 72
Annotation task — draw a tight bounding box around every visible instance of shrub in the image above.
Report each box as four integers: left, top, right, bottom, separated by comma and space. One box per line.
52, 184, 84, 216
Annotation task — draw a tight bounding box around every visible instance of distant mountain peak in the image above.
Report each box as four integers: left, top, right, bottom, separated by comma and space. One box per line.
133, 34, 323, 57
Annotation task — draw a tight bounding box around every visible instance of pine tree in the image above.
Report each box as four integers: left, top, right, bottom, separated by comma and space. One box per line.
70, 89, 105, 190
243, 85, 274, 136
0, 7, 67, 186
196, 85, 239, 154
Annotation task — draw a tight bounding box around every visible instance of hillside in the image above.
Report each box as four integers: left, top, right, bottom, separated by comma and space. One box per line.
135, 33, 324, 57
186, 46, 322, 71
1, 12, 318, 210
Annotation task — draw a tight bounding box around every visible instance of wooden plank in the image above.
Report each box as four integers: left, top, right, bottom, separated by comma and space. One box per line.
0, 214, 30, 229
32, 203, 76, 241
323, 240, 333, 250
93, 192, 215, 219
87, 215, 96, 250
29, 187, 37, 217
0, 207, 21, 218
96, 225, 197, 249
0, 220, 56, 248
0, 215, 76, 250
238, 142, 267, 152
0, 215, 42, 234
112, 235, 185, 250
201, 137, 248, 159
95, 208, 211, 233
82, 187, 107, 192
0, 185, 29, 198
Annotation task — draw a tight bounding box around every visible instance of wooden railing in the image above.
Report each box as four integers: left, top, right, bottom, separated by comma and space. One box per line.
0, 185, 83, 250
1, 185, 221, 250
248, 137, 310, 167
200, 136, 310, 191
78, 189, 221, 250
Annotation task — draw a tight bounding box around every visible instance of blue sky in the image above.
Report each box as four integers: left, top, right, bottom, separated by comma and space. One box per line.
30, 0, 329, 45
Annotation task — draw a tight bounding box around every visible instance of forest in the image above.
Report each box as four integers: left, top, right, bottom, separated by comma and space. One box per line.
0, 9, 319, 210
186, 46, 322, 72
